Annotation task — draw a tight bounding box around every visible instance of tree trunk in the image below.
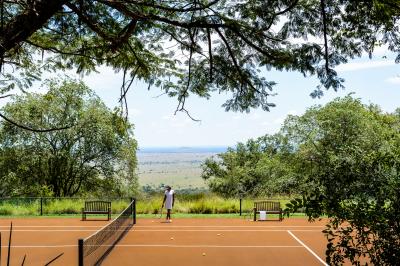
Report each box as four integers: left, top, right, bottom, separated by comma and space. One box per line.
0, 0, 67, 57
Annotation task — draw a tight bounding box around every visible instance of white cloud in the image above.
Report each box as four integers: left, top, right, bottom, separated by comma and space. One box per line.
232, 114, 242, 120
250, 113, 261, 120
160, 114, 195, 128
273, 117, 284, 125
287, 110, 298, 116
231, 112, 262, 121
128, 108, 141, 117
269, 110, 298, 127
372, 45, 391, 56
162, 115, 173, 120
335, 60, 395, 72
386, 76, 400, 85
260, 121, 272, 126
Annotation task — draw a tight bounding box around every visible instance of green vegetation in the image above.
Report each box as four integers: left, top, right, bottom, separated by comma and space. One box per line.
137, 194, 241, 214
202, 136, 299, 197
135, 193, 299, 215
138, 152, 213, 189
0, 194, 299, 216
0, 203, 37, 216
204, 96, 400, 265
1, 1, 400, 264
0, 198, 131, 216
2, 1, 400, 120
0, 79, 138, 197
285, 97, 400, 265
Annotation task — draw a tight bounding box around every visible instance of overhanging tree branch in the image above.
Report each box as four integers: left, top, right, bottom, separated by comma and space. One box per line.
0, 0, 67, 57
0, 112, 73, 132
215, 27, 258, 93
320, 0, 330, 73
275, 0, 299, 16
65, 2, 115, 42
97, 0, 220, 13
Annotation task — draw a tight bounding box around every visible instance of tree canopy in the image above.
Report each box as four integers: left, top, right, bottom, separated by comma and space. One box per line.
204, 96, 400, 264
202, 136, 301, 197
0, 79, 138, 197
1, 0, 400, 124
284, 97, 400, 265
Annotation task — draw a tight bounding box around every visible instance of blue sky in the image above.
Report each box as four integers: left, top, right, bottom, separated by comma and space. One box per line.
1, 48, 398, 149
80, 47, 400, 149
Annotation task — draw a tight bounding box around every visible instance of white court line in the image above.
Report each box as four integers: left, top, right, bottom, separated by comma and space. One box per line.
1, 244, 303, 248
0, 225, 324, 228
132, 229, 322, 232
0, 225, 106, 228
287, 230, 328, 266
0, 229, 322, 232
134, 225, 324, 228
0, 230, 116, 232
107, 244, 304, 248
0, 245, 76, 248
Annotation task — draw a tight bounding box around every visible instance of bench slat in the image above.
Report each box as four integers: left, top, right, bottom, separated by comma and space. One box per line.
82, 201, 111, 221
253, 201, 282, 221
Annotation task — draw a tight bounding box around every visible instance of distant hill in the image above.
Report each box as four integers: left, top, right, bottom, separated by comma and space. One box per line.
138, 146, 228, 153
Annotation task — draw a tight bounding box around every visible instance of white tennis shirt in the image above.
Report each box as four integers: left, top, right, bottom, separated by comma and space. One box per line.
164, 189, 174, 209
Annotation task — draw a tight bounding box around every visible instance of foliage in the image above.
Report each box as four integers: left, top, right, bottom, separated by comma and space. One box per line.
202, 136, 302, 197
1, 1, 400, 121
0, 79, 138, 197
205, 96, 400, 264
0, 198, 131, 216
284, 96, 400, 265
124, 193, 291, 215
0, 194, 301, 216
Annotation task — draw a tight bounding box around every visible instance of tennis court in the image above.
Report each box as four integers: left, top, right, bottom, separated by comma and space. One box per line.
0, 214, 329, 266
103, 218, 328, 266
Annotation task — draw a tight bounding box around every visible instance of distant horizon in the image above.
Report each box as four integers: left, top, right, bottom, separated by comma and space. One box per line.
137, 145, 229, 153
138, 145, 230, 148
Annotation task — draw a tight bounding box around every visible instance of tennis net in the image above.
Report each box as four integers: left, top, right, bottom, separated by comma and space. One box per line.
78, 198, 136, 266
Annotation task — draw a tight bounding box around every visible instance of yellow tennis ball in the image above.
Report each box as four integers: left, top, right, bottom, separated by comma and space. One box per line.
202, 253, 206, 256
170, 237, 174, 240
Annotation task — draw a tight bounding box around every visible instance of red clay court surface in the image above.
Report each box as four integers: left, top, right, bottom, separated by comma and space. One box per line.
0, 217, 329, 266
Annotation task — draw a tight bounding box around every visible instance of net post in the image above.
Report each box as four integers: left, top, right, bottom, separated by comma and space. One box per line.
78, 239, 84, 266
40, 197, 43, 216
239, 198, 242, 216
132, 198, 136, 224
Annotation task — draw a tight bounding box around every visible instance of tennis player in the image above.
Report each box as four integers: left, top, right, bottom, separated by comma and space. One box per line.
162, 185, 175, 222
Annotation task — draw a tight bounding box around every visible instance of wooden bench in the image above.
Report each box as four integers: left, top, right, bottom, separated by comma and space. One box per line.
253, 201, 283, 221
82, 201, 111, 221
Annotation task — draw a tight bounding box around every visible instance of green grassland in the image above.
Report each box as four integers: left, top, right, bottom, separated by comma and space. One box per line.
0, 151, 302, 217
137, 152, 217, 189
0, 195, 302, 217
0, 198, 130, 216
